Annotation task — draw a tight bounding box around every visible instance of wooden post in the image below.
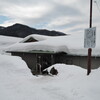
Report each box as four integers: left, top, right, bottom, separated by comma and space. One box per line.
87, 48, 92, 75
87, 0, 93, 75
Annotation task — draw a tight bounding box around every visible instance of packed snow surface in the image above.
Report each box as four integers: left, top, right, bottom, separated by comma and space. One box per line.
0, 54, 100, 100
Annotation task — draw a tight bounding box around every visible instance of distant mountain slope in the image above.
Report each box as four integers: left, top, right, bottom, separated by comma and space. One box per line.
0, 23, 66, 38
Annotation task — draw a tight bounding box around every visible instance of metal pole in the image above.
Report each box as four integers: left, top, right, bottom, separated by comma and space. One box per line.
90, 0, 92, 28
87, 0, 93, 75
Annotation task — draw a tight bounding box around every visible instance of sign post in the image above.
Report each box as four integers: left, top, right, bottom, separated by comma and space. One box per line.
88, 0, 92, 75
84, 0, 96, 75
84, 27, 96, 75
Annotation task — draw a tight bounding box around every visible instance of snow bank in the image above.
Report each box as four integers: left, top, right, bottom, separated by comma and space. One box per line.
0, 54, 100, 100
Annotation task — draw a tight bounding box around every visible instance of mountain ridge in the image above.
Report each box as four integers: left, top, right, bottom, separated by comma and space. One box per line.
0, 23, 66, 38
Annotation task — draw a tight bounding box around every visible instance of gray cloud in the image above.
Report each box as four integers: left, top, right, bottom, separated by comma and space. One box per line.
0, 0, 100, 34
21, 3, 82, 27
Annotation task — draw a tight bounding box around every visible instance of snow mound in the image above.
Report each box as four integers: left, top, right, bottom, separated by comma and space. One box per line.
0, 54, 100, 100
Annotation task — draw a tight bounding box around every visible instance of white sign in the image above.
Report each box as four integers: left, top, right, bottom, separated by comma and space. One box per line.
84, 27, 96, 48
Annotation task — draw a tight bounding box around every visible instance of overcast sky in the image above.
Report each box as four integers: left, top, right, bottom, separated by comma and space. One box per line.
0, 0, 100, 34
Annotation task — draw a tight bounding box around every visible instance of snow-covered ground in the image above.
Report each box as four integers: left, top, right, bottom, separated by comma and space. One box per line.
0, 35, 100, 100
0, 54, 100, 100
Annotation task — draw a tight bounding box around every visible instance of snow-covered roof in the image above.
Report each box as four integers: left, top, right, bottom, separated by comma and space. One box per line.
5, 33, 100, 56
20, 34, 52, 43
0, 35, 22, 54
